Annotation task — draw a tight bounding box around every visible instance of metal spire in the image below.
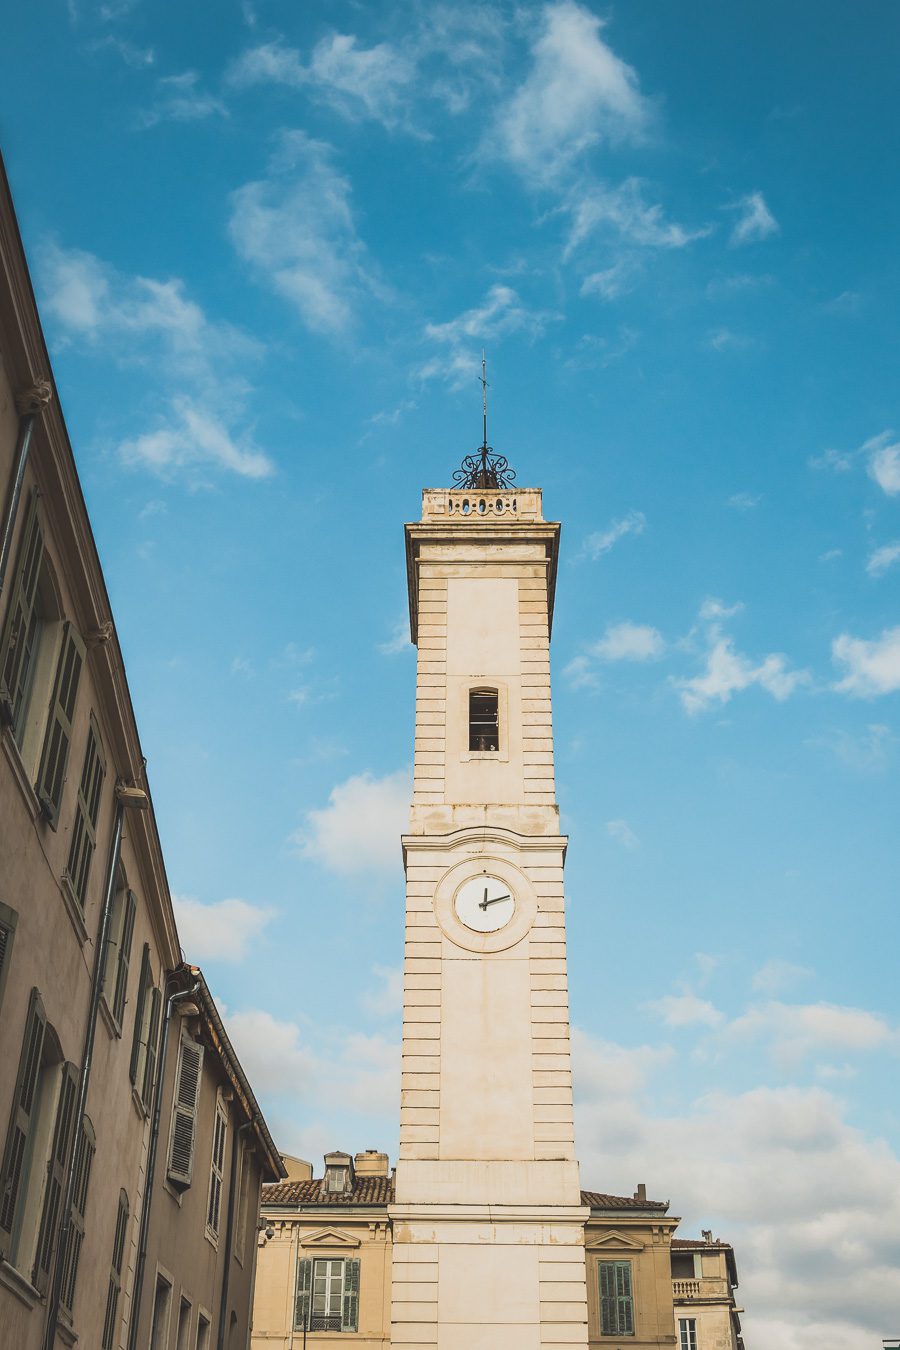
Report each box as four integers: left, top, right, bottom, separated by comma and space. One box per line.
451, 352, 516, 491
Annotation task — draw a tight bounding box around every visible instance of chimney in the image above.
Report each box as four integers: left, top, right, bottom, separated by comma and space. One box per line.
633, 1183, 647, 1202
354, 1150, 390, 1177
701, 1228, 713, 1244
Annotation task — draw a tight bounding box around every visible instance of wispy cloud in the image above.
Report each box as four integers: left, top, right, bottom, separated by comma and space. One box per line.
866, 541, 900, 577
865, 431, 900, 496
676, 598, 808, 714
727, 490, 762, 510
292, 769, 410, 874
419, 284, 554, 386
563, 177, 709, 256
119, 399, 273, 480
832, 627, 900, 697
229, 132, 379, 337
139, 71, 228, 128
592, 621, 665, 662
173, 894, 275, 962
606, 818, 639, 850
378, 619, 412, 655
578, 509, 646, 561
728, 190, 779, 246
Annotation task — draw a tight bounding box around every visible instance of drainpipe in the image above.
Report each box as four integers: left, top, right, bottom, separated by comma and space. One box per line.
0, 381, 52, 599
126, 977, 201, 1350
42, 782, 149, 1350
217, 1120, 252, 1350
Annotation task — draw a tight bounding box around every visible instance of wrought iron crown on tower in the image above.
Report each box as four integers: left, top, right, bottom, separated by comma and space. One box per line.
452, 352, 517, 490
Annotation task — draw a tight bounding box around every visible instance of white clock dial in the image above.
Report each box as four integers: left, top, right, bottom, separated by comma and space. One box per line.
453, 875, 516, 934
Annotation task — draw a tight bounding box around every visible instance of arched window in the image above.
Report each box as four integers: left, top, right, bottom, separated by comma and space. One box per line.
469, 688, 499, 752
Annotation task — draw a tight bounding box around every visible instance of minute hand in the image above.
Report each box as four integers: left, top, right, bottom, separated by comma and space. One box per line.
479, 892, 511, 909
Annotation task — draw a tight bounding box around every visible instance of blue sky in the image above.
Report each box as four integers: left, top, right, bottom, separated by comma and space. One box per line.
2, 3, 900, 1345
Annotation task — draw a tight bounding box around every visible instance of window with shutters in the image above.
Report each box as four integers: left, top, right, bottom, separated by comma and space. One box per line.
206, 1095, 228, 1242
599, 1260, 635, 1336
63, 716, 105, 909
0, 990, 67, 1274
176, 1295, 193, 1350
468, 687, 499, 751
35, 621, 85, 828
130, 945, 161, 1111
295, 1256, 360, 1333
100, 881, 136, 1034
678, 1318, 698, 1350
0, 901, 18, 1013
149, 1272, 173, 1350
101, 1191, 129, 1350
0, 493, 51, 747
195, 1311, 211, 1350
167, 1035, 204, 1189
59, 1115, 95, 1320
234, 1141, 252, 1264
33, 1060, 78, 1295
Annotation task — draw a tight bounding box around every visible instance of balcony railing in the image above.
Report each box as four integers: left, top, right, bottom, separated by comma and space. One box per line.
673, 1279, 701, 1298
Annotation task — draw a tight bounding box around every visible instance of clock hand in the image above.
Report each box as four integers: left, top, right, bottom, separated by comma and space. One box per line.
481, 892, 511, 907
479, 885, 489, 911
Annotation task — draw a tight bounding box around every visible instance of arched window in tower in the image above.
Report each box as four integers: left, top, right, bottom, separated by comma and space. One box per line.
469, 688, 499, 752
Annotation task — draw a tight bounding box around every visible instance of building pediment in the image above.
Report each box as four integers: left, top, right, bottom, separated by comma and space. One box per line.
586, 1229, 646, 1252
300, 1228, 361, 1249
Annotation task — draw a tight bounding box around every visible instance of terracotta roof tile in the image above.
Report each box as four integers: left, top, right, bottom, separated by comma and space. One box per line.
582, 1190, 668, 1211
671, 1238, 733, 1250
262, 1176, 394, 1206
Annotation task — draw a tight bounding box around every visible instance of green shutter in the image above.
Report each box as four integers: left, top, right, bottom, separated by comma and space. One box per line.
33, 1060, 78, 1293
102, 1192, 129, 1350
295, 1257, 312, 1331
141, 985, 162, 1110
59, 1116, 95, 1316
342, 1257, 360, 1332
0, 988, 47, 1257
599, 1261, 634, 1336
64, 720, 105, 908
0, 494, 44, 735
111, 890, 137, 1028
129, 946, 150, 1085
167, 1036, 204, 1187
0, 902, 18, 1014
36, 621, 85, 827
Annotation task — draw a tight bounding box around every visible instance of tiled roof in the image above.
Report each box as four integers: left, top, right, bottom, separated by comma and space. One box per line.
582, 1191, 668, 1211
671, 1237, 733, 1250
262, 1176, 395, 1206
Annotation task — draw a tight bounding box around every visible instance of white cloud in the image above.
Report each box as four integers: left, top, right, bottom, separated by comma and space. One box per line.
562, 654, 596, 689
489, 1, 651, 187
866, 431, 900, 496
139, 70, 228, 127
362, 964, 404, 1018
229, 132, 377, 337
727, 490, 762, 510
293, 769, 410, 874
810, 722, 894, 774
729, 190, 779, 246
728, 1000, 897, 1068
419, 284, 553, 386
227, 38, 305, 87
563, 177, 709, 256
119, 399, 273, 480
173, 895, 275, 963
752, 959, 813, 998
378, 619, 412, 655
592, 621, 664, 662
579, 259, 637, 300
606, 818, 639, 850
678, 636, 808, 714
698, 597, 743, 623
832, 627, 900, 697
866, 541, 900, 577
808, 446, 854, 473
579, 510, 646, 561
648, 991, 724, 1028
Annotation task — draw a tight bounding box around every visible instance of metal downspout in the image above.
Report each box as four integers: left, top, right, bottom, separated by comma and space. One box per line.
0, 381, 52, 598
126, 978, 201, 1350
217, 1120, 252, 1350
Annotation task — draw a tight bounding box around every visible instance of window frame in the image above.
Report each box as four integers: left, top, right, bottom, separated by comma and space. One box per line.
63, 714, 106, 910
599, 1258, 635, 1337
679, 1317, 698, 1350
205, 1095, 228, 1243
58, 1114, 96, 1321
167, 1033, 204, 1189
101, 1190, 129, 1350
0, 901, 18, 1014
295, 1255, 360, 1333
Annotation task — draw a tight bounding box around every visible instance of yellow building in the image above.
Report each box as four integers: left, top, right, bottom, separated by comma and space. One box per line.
252, 458, 749, 1347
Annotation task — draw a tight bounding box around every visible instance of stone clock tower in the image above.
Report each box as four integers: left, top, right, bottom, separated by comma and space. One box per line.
389, 458, 590, 1349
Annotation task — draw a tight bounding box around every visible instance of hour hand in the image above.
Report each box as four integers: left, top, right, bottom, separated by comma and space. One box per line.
480, 892, 511, 908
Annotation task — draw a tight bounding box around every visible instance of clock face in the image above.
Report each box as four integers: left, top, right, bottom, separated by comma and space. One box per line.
453, 874, 516, 934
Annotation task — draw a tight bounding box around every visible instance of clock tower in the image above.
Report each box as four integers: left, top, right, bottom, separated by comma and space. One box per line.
389, 453, 590, 1348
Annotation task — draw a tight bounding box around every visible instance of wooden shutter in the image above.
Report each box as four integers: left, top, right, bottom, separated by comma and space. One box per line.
0, 495, 43, 732
36, 622, 85, 827
600, 1261, 633, 1336
64, 720, 105, 907
295, 1257, 312, 1331
167, 1037, 204, 1187
141, 985, 162, 1110
111, 890, 137, 1028
0, 903, 18, 1013
206, 1102, 227, 1235
341, 1257, 360, 1332
101, 1191, 129, 1350
616, 1260, 634, 1334
33, 1061, 78, 1293
129, 945, 151, 1085
0, 988, 47, 1257
59, 1116, 95, 1316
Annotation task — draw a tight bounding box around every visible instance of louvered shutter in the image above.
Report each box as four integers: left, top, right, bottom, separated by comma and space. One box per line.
64, 721, 105, 907
36, 622, 85, 827
0, 495, 43, 733
33, 1061, 78, 1293
342, 1257, 360, 1331
0, 988, 47, 1257
167, 1037, 204, 1187
599, 1261, 615, 1334
129, 945, 150, 1085
111, 890, 136, 1028
0, 904, 18, 1012
617, 1260, 634, 1334
141, 985, 162, 1110
101, 1192, 129, 1350
295, 1257, 312, 1330
59, 1117, 95, 1316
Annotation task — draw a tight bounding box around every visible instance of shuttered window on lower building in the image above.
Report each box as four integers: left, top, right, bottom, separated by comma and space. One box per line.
0, 988, 47, 1259
0, 902, 18, 1013
167, 1035, 204, 1188
599, 1260, 635, 1336
101, 887, 136, 1032
36, 622, 85, 828
33, 1060, 78, 1294
141, 985, 162, 1111
59, 1116, 95, 1319
0, 493, 44, 740
129, 945, 152, 1091
101, 1191, 129, 1350
295, 1257, 360, 1333
64, 718, 105, 908
206, 1098, 227, 1239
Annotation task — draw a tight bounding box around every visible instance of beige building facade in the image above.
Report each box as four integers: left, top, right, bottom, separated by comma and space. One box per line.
671, 1238, 743, 1350
0, 152, 283, 1350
